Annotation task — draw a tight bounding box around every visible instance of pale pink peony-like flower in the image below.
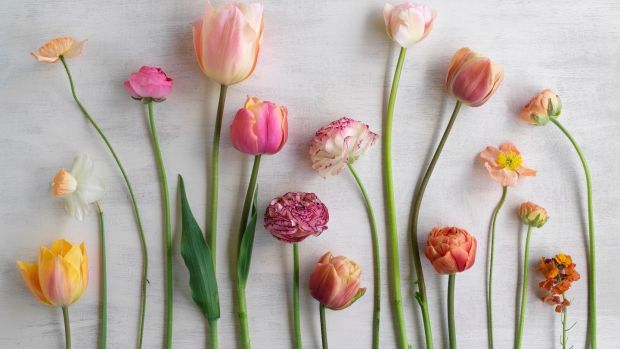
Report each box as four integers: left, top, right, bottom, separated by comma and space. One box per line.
518, 89, 562, 126
308, 117, 378, 177
309, 252, 366, 310
230, 96, 288, 155
445, 47, 504, 107
478, 142, 536, 187
123, 66, 173, 102
425, 226, 477, 275
383, 2, 436, 47
264, 192, 329, 243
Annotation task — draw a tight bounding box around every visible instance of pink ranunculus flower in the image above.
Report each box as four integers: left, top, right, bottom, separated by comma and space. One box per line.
123, 66, 173, 102
192, 2, 264, 86
309, 252, 366, 310
518, 89, 562, 126
264, 192, 329, 243
478, 142, 536, 187
383, 2, 436, 47
425, 226, 477, 275
230, 97, 288, 155
308, 117, 378, 177
445, 47, 504, 107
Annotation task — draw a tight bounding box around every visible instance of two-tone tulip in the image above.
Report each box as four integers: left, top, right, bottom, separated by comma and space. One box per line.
230, 97, 288, 155
445, 47, 504, 107
309, 252, 366, 310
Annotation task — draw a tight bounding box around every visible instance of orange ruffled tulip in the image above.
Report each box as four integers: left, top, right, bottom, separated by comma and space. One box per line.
31, 37, 85, 63
445, 47, 504, 107
478, 142, 536, 187
309, 252, 366, 310
192, 2, 264, 86
425, 227, 477, 275
16, 239, 88, 307
518, 89, 562, 126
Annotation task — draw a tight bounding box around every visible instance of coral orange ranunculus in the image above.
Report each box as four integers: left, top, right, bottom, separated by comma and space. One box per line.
478, 142, 536, 187
518, 89, 562, 126
518, 201, 549, 228
31, 37, 85, 63
309, 252, 366, 310
424, 226, 477, 275
445, 47, 503, 107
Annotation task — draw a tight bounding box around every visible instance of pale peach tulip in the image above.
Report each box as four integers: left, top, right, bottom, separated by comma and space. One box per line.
478, 142, 536, 187
309, 252, 366, 310
518, 89, 562, 126
383, 2, 436, 47
425, 227, 477, 275
445, 47, 503, 107
31, 37, 85, 63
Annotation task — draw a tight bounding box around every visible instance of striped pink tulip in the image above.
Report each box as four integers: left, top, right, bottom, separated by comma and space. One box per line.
309, 252, 366, 310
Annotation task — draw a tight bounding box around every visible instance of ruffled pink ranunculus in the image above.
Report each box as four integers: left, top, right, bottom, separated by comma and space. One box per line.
264, 192, 329, 243
308, 117, 378, 177
478, 142, 536, 187
383, 2, 436, 47
230, 97, 288, 155
309, 252, 366, 310
445, 47, 504, 107
192, 2, 264, 85
425, 226, 477, 275
123, 66, 173, 102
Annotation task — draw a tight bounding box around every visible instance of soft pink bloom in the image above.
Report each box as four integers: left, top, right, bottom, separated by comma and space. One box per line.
518, 89, 562, 126
425, 227, 477, 275
518, 201, 549, 228
264, 192, 329, 243
192, 2, 264, 85
308, 117, 378, 177
478, 142, 536, 187
123, 66, 173, 101
230, 97, 288, 155
445, 47, 504, 107
309, 252, 366, 310
383, 2, 436, 47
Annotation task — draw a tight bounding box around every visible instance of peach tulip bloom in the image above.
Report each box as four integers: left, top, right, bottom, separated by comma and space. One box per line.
192, 2, 264, 85
478, 142, 536, 187
518, 89, 562, 126
445, 47, 504, 107
309, 252, 366, 310
425, 227, 477, 275
31, 37, 85, 63
383, 2, 436, 47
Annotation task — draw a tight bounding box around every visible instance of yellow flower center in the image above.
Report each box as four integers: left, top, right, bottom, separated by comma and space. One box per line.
496, 151, 522, 171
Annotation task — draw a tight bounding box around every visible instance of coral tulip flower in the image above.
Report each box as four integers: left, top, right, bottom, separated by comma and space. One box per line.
424, 226, 477, 275
445, 47, 504, 107
309, 252, 366, 310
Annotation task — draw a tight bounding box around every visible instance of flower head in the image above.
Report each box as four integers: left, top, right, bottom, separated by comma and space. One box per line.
383, 2, 436, 47
309, 252, 366, 310
16, 239, 88, 307
308, 117, 378, 177
192, 2, 264, 85
445, 47, 504, 107
518, 89, 562, 126
424, 226, 477, 275
478, 142, 536, 187
264, 192, 329, 243
123, 66, 173, 102
230, 97, 288, 155
537, 253, 580, 312
31, 37, 85, 63
518, 201, 549, 228
52, 154, 105, 221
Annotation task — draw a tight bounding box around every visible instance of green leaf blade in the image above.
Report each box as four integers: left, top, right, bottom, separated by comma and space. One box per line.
237, 186, 259, 286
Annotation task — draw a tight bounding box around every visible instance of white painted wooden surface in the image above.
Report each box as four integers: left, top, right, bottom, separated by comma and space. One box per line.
1, 0, 619, 348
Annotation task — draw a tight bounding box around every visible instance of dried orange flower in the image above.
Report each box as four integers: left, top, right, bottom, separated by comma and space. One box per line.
537, 253, 580, 313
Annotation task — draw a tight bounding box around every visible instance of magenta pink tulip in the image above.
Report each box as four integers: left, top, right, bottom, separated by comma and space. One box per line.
309, 252, 366, 310
230, 97, 288, 155
123, 66, 173, 101
425, 226, 477, 275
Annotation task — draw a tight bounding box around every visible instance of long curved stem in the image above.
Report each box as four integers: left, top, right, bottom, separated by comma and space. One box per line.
59, 56, 148, 349
347, 163, 381, 349
62, 306, 71, 349
293, 243, 302, 348
383, 46, 409, 349
209, 84, 228, 266
549, 116, 596, 348
487, 186, 507, 349
447, 274, 456, 349
515, 225, 533, 349
319, 304, 328, 349
146, 101, 173, 349
409, 100, 463, 349
96, 202, 107, 349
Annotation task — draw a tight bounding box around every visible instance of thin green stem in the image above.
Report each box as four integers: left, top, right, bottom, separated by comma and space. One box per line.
62, 306, 71, 349
562, 295, 568, 349
319, 304, 328, 349
515, 225, 533, 349
347, 163, 380, 349
293, 243, 302, 349
146, 100, 173, 349
383, 46, 409, 349
96, 202, 107, 349
236, 155, 261, 349
209, 84, 228, 266
209, 320, 219, 349
487, 186, 508, 349
409, 99, 463, 349
447, 275, 456, 349
550, 116, 596, 349
59, 56, 148, 349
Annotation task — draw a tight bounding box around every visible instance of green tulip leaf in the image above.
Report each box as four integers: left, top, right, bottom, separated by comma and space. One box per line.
237, 186, 259, 286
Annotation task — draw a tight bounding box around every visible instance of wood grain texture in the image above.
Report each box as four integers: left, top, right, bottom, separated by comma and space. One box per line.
1, 0, 619, 348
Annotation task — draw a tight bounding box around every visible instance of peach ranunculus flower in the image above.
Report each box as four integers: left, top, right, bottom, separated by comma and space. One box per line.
424, 226, 477, 275
31, 37, 85, 63
478, 142, 536, 187
445, 47, 504, 107
518, 89, 562, 126
192, 2, 264, 86
518, 201, 549, 228
383, 2, 436, 48
309, 252, 366, 310
16, 239, 88, 307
